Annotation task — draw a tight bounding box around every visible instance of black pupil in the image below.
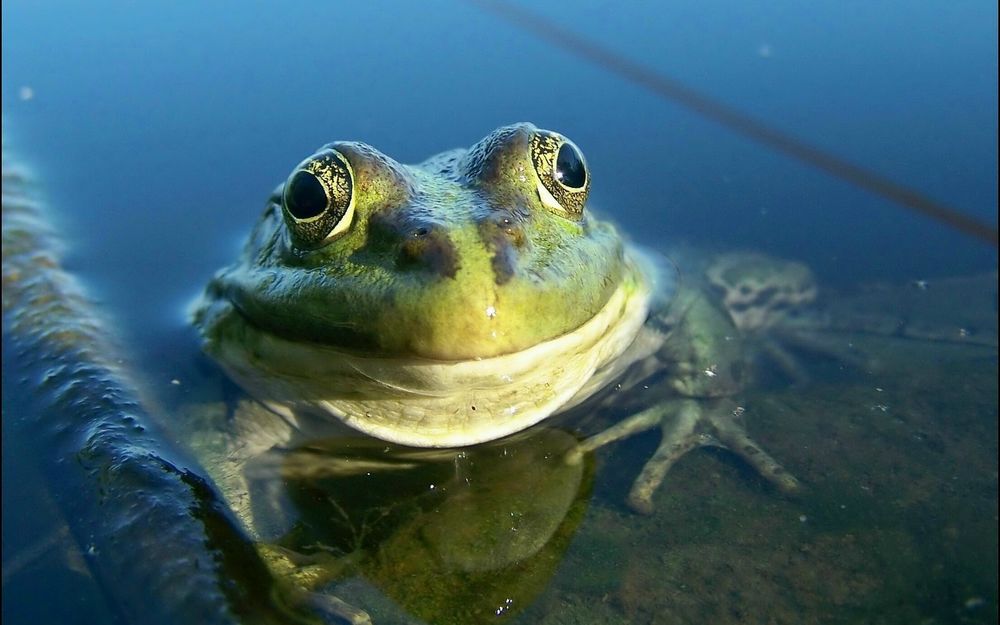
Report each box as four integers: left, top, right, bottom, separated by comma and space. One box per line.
555, 143, 586, 189
286, 171, 328, 220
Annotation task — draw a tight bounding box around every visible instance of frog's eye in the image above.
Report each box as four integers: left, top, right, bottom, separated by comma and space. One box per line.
281, 149, 355, 248
529, 131, 590, 218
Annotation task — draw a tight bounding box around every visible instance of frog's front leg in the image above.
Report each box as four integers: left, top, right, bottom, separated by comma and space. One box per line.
577, 397, 799, 513
187, 400, 377, 623
575, 285, 801, 513
184, 397, 301, 540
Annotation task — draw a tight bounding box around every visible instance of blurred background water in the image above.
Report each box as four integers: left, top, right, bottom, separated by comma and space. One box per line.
3, 1, 997, 623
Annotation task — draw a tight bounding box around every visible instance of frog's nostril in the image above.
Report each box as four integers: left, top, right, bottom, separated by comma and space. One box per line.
478, 219, 526, 286
397, 228, 458, 278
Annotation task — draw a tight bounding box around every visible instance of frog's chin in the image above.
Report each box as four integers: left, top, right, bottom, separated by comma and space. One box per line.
201, 254, 655, 448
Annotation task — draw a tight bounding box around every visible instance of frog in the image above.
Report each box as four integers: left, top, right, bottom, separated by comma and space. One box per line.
188, 123, 811, 618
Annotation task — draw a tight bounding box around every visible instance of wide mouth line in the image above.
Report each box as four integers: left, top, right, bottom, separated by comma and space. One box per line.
202, 247, 648, 367
224, 296, 611, 365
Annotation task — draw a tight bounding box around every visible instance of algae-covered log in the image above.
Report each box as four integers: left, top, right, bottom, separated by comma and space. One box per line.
1, 129, 303, 625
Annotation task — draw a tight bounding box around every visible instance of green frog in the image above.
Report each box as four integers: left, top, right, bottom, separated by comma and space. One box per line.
191, 123, 809, 531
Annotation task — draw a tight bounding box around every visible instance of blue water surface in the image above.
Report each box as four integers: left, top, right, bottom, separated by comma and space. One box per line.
2, 1, 997, 623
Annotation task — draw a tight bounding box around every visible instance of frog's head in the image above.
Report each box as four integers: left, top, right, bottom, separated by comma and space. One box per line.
197, 123, 628, 361
192, 124, 657, 446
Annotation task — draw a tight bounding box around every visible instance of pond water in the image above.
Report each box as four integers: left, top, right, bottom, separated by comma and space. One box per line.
3, 2, 997, 624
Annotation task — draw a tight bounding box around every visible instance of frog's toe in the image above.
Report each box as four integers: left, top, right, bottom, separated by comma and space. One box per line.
704, 401, 800, 494
624, 398, 801, 513
297, 592, 373, 625
624, 400, 705, 514
259, 544, 371, 624
582, 398, 799, 514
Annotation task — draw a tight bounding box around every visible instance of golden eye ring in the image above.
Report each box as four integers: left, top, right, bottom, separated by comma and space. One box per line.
529, 131, 590, 218
281, 149, 356, 248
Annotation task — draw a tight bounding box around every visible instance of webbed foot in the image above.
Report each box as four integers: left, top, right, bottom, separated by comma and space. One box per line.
575, 398, 799, 514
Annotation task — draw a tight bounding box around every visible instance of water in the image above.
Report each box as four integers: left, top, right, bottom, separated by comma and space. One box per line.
2, 1, 997, 623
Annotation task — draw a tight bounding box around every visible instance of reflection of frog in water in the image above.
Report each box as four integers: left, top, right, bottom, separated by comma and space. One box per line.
256, 429, 591, 624
187, 123, 842, 620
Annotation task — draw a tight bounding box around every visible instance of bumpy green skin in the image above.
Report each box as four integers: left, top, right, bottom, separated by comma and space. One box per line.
659, 286, 747, 398
200, 123, 625, 361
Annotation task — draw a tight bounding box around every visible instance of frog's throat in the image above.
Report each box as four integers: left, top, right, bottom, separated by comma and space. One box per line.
205, 252, 654, 448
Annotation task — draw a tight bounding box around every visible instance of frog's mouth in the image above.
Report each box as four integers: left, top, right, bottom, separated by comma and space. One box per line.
212, 243, 634, 362
194, 253, 656, 447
